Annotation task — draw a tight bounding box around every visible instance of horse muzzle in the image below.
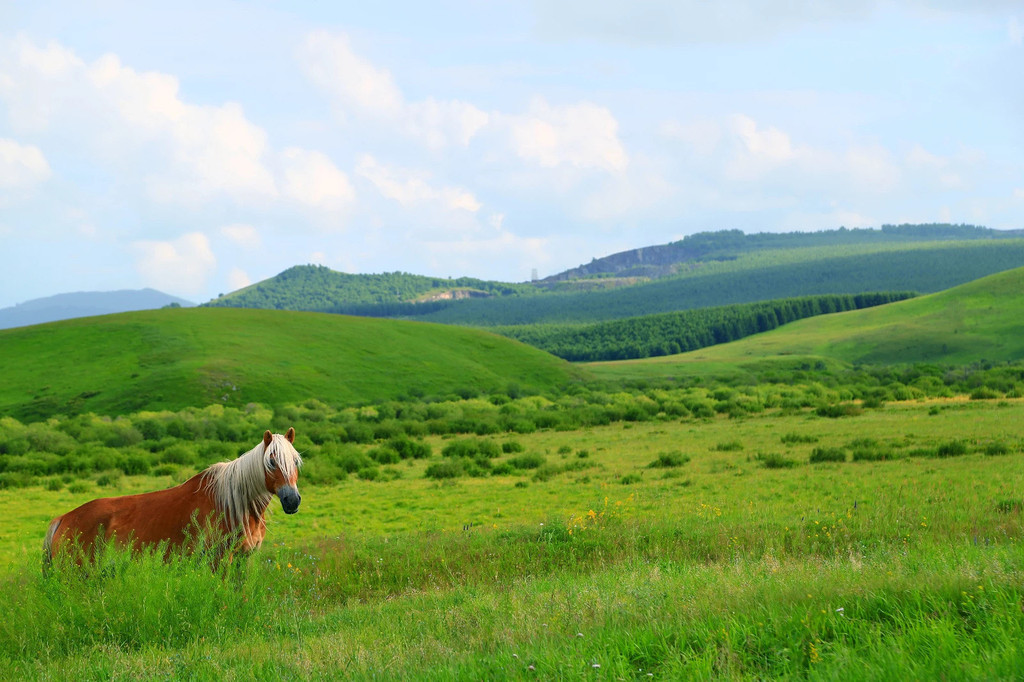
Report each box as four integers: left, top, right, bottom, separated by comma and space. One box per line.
278, 486, 301, 514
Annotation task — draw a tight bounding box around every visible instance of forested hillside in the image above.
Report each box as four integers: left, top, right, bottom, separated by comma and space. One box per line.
494, 292, 914, 361
205, 265, 534, 311
544, 223, 1024, 281
399, 240, 1024, 325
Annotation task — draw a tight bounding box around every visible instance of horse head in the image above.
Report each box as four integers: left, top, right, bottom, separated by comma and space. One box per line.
263, 427, 302, 514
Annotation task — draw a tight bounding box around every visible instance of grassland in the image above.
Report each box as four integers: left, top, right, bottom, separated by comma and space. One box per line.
3, 396, 1023, 678
588, 266, 1024, 382
0, 308, 582, 419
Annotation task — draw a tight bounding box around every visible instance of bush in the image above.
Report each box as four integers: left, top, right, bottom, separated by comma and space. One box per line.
502, 440, 525, 454
757, 453, 797, 469
809, 447, 846, 463
816, 403, 863, 418
425, 460, 464, 479
780, 432, 818, 444
985, 441, 1011, 456
713, 440, 744, 452
620, 473, 643, 484
648, 451, 690, 468
509, 453, 546, 470
935, 440, 968, 458
368, 446, 400, 465
442, 438, 500, 459
387, 436, 431, 459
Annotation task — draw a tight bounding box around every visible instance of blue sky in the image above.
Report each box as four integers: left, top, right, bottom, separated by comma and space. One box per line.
1, 1, 1022, 306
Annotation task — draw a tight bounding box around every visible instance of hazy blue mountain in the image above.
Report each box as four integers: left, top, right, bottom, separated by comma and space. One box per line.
0, 289, 194, 329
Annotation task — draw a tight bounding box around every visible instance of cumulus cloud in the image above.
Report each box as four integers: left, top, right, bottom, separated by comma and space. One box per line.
1, 37, 276, 203
502, 97, 628, 172
298, 31, 489, 149
0, 137, 51, 189
356, 155, 481, 212
227, 267, 252, 291
133, 232, 217, 296
220, 223, 262, 249
280, 147, 355, 210
0, 36, 360, 216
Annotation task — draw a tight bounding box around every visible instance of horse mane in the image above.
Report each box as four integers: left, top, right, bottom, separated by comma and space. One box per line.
199, 433, 302, 540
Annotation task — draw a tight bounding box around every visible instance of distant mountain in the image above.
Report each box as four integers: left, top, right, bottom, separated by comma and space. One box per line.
0, 289, 194, 330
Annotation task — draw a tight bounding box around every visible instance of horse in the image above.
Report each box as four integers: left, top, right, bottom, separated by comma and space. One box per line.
43, 428, 302, 569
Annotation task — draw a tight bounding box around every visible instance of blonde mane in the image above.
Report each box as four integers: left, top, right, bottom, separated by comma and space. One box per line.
199, 433, 302, 540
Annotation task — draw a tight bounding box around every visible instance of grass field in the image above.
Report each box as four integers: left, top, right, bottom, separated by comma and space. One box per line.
588, 266, 1024, 382
4, 396, 1022, 678
0, 308, 582, 419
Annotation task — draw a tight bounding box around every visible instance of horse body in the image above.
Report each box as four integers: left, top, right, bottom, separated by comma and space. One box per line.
44, 428, 302, 565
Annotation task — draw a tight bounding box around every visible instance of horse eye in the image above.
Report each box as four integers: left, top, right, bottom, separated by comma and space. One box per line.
268, 458, 277, 470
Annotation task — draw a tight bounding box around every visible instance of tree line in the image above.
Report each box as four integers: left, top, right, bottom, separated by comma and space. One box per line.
492, 292, 916, 362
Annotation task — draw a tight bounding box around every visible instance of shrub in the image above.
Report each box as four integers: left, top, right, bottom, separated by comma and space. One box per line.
368, 446, 401, 465
816, 403, 863, 418
442, 438, 500, 459
425, 460, 464, 480
757, 453, 797, 469
809, 447, 846, 463
509, 453, 546, 470
985, 441, 1011, 456
714, 440, 744, 452
935, 440, 968, 458
620, 473, 643, 484
502, 440, 525, 454
648, 451, 691, 468
780, 432, 819, 445
388, 436, 431, 460
356, 467, 380, 481
970, 387, 1001, 400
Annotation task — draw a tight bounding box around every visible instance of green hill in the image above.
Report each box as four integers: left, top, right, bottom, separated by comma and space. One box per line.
203, 227, 1024, 329
412, 240, 1024, 325
205, 265, 534, 311
588, 266, 1024, 380
0, 308, 583, 420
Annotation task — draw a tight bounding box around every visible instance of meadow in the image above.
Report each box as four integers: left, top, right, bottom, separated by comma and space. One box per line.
3, 386, 1022, 679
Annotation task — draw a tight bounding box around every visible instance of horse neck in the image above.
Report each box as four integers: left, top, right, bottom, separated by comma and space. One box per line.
199, 447, 274, 534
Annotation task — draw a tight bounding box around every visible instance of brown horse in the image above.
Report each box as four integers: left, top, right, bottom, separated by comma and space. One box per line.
43, 428, 302, 567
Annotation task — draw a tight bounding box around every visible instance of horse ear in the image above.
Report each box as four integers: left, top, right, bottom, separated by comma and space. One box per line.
263, 430, 273, 447
285, 427, 295, 443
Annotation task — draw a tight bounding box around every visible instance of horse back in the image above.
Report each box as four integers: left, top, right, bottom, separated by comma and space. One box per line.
46, 475, 219, 558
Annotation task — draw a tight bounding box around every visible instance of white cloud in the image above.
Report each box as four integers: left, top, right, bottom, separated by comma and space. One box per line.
220, 223, 262, 249
280, 147, 355, 210
0, 137, 51, 188
356, 155, 481, 212
299, 31, 403, 117
1013, 188, 1024, 200
503, 97, 628, 172
0, 36, 364, 217
227, 267, 252, 291
1, 37, 277, 203
1010, 17, 1023, 45
298, 32, 489, 149
133, 232, 217, 296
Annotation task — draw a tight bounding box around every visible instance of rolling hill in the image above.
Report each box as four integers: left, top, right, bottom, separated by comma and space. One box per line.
200, 225, 1024, 329
588, 266, 1024, 380
0, 308, 583, 420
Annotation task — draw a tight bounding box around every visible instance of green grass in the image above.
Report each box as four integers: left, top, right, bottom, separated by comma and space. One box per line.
0, 308, 584, 418
589, 266, 1024, 381
3, 397, 1023, 678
